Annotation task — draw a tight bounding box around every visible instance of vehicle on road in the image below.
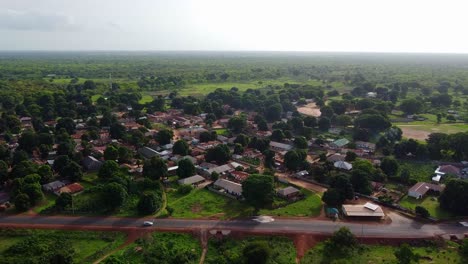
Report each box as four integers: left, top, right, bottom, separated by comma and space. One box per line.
142, 221, 154, 226
252, 215, 275, 223
459, 221, 468, 227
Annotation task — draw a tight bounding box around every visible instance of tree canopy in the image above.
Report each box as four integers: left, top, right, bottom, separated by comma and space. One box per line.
143, 156, 168, 180
242, 174, 275, 211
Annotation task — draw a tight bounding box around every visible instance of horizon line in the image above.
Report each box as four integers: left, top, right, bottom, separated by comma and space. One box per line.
2, 50, 468, 55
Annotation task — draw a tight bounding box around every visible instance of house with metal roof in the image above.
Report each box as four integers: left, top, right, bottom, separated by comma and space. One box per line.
208, 164, 233, 175
178, 175, 205, 186
408, 182, 445, 199
330, 138, 350, 149
213, 179, 242, 196
342, 202, 385, 219
42, 180, 67, 192
277, 186, 300, 198
138, 146, 159, 159
269, 141, 293, 152
82, 156, 103, 171
334, 161, 352, 170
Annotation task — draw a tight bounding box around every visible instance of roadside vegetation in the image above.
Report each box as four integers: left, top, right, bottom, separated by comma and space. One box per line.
300, 227, 464, 264
0, 229, 125, 264
399, 195, 453, 219
107, 232, 201, 264
205, 236, 296, 264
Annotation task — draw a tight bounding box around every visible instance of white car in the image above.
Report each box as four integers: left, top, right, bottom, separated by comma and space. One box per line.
459, 221, 468, 227
252, 216, 275, 223
143, 221, 154, 227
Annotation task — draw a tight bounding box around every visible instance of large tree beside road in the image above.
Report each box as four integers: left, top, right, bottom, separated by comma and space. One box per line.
242, 174, 275, 212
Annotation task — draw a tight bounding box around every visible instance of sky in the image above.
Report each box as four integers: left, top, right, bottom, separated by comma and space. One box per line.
1, 0, 467, 53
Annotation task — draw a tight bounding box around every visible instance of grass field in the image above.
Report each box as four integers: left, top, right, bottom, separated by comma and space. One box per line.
301, 242, 462, 264
260, 190, 322, 217
166, 188, 253, 219
177, 79, 328, 96
109, 232, 201, 264
167, 187, 323, 219
91, 93, 153, 104
0, 229, 125, 263
213, 128, 230, 136
399, 195, 453, 219
397, 123, 468, 140
399, 160, 436, 183
205, 236, 296, 264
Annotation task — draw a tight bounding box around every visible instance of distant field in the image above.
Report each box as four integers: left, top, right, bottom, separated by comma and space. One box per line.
178, 78, 328, 96
91, 94, 153, 104
397, 123, 468, 140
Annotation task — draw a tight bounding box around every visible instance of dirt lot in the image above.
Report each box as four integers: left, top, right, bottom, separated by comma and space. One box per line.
297, 102, 321, 117
399, 126, 431, 141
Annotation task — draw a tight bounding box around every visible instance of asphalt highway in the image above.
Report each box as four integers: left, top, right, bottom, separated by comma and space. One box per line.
0, 215, 467, 238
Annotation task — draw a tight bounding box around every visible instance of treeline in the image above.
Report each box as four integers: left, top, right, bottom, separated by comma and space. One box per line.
4, 52, 468, 89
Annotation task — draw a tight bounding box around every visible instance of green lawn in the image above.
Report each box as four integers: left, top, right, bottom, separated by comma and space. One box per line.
166, 188, 253, 219
91, 94, 102, 102
0, 229, 126, 264
91, 94, 153, 104
399, 195, 453, 220
260, 190, 322, 217
167, 187, 322, 219
213, 128, 230, 136
205, 236, 296, 264
178, 79, 329, 96
109, 232, 201, 264
301, 242, 461, 264
138, 94, 153, 104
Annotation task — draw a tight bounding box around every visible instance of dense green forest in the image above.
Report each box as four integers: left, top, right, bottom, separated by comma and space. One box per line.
2, 51, 468, 85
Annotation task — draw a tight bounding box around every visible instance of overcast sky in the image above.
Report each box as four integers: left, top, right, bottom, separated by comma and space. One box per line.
1, 0, 467, 53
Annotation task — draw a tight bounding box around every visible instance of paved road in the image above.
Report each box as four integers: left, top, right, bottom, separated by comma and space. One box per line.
0, 215, 466, 238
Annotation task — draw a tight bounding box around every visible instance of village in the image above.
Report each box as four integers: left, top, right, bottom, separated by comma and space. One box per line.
1, 94, 467, 225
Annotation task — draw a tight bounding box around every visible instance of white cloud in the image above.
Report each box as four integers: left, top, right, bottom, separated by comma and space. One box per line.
0, 9, 81, 31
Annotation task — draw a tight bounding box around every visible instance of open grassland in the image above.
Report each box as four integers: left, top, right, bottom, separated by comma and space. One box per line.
0, 229, 126, 264
166, 188, 252, 219
301, 242, 462, 264
399, 195, 453, 220
205, 236, 296, 264
177, 79, 329, 96
167, 187, 323, 219
109, 232, 201, 264
260, 190, 322, 217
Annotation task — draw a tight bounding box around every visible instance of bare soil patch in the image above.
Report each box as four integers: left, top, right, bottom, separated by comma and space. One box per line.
400, 127, 430, 141
297, 102, 321, 117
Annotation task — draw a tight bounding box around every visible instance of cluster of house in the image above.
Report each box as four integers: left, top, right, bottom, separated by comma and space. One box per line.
432, 163, 468, 183
403, 162, 468, 201
42, 181, 84, 196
